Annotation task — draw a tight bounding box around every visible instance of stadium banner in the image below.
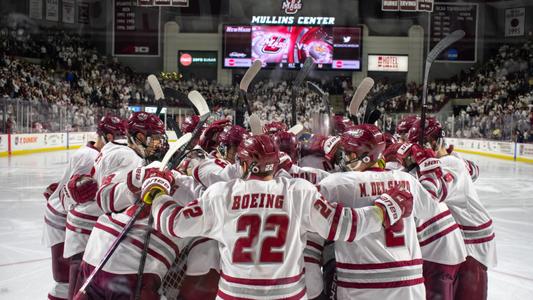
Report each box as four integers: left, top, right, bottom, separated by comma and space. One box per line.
62, 0, 75, 24
78, 2, 90, 24
29, 0, 43, 20
430, 3, 478, 63
517, 143, 533, 161
113, 0, 160, 56
0, 135, 8, 153
368, 55, 408, 72
505, 8, 525, 37
171, 0, 189, 6
418, 0, 434, 12
399, 0, 417, 11
382, 0, 399, 11
68, 132, 87, 147
45, 0, 59, 22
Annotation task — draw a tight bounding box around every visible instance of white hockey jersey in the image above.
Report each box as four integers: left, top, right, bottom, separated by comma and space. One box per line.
42, 143, 99, 247
64, 142, 143, 258
82, 204, 188, 280
153, 177, 384, 300
439, 155, 496, 268
287, 164, 330, 185
192, 157, 242, 188
319, 169, 460, 300
299, 154, 335, 172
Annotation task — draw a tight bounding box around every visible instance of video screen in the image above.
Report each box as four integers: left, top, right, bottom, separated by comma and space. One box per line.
223, 25, 362, 70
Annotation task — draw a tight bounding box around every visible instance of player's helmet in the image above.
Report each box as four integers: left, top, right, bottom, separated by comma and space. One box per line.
199, 119, 231, 152
263, 121, 288, 135
97, 114, 127, 139
218, 125, 249, 162
127, 112, 167, 161
181, 115, 200, 133
332, 115, 354, 135
396, 115, 420, 135
237, 134, 280, 176
273, 131, 300, 163
127, 112, 165, 137
407, 117, 444, 144
340, 124, 386, 167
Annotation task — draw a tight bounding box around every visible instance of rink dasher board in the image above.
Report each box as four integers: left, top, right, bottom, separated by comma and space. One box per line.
446, 138, 533, 164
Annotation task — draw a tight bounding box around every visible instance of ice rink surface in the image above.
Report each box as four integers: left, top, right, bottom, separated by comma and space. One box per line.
0, 150, 532, 300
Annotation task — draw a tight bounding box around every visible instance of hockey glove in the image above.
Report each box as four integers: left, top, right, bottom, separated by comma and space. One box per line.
374, 186, 413, 229
141, 168, 175, 205
67, 174, 98, 204
126, 161, 162, 194
43, 182, 59, 201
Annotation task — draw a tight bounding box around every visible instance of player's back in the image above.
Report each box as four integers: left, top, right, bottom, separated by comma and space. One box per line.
319, 170, 430, 300
439, 155, 496, 268
204, 177, 317, 299
93, 141, 143, 185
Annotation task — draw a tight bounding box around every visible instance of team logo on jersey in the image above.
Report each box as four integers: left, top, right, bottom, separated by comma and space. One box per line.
111, 117, 121, 124
262, 36, 287, 54
282, 0, 302, 15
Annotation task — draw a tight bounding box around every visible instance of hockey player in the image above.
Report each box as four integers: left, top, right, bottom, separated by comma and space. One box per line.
73, 167, 197, 300
274, 130, 330, 185
299, 133, 337, 172
395, 115, 420, 142
64, 112, 166, 297
407, 117, 496, 300
318, 124, 461, 300
42, 114, 123, 300
198, 119, 232, 155
263, 120, 288, 135
150, 134, 415, 299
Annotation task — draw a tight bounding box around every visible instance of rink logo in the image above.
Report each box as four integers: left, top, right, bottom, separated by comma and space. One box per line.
14, 136, 38, 145
282, 0, 302, 15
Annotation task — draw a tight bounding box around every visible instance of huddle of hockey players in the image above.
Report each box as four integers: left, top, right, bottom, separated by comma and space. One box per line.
42, 102, 496, 300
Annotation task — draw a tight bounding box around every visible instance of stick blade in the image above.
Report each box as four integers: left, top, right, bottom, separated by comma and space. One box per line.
306, 81, 325, 96
294, 58, 314, 88
240, 60, 262, 92
427, 30, 465, 63
349, 77, 374, 116
249, 113, 263, 135
288, 124, 304, 135
147, 75, 164, 100
187, 91, 210, 116
159, 133, 192, 171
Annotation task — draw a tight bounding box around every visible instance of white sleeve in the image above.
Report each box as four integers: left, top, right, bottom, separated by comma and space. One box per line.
153, 184, 221, 239
193, 159, 241, 187
298, 181, 382, 242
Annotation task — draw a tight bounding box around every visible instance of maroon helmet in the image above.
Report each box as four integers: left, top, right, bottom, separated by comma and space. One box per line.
273, 131, 299, 163
396, 115, 420, 135
127, 112, 165, 137
181, 115, 200, 133
263, 121, 288, 135
97, 114, 127, 137
341, 124, 386, 163
332, 115, 354, 134
237, 134, 280, 175
218, 125, 249, 147
407, 117, 444, 144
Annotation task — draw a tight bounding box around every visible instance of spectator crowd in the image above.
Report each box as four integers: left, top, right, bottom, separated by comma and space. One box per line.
0, 22, 531, 142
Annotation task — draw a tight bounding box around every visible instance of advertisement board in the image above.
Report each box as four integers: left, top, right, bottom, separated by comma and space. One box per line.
368, 55, 408, 72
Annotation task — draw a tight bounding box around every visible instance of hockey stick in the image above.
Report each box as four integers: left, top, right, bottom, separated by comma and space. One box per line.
291, 57, 314, 126
307, 81, 329, 114
148, 75, 165, 115
75, 133, 193, 299
348, 77, 374, 123
239, 60, 262, 117
147, 75, 184, 139
249, 113, 263, 135
419, 30, 465, 145
363, 83, 406, 124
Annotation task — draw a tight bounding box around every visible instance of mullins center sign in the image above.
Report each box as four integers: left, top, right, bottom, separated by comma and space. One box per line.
251, 0, 336, 26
